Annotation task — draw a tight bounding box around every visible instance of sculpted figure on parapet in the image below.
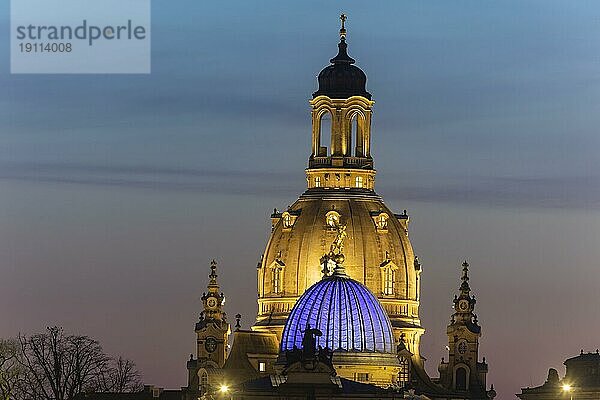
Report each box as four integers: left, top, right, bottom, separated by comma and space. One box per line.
329, 224, 347, 256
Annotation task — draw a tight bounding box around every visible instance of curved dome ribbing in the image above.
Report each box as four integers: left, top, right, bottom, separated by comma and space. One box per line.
280, 273, 395, 353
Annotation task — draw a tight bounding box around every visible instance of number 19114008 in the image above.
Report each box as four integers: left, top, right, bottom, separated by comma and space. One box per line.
19, 42, 72, 52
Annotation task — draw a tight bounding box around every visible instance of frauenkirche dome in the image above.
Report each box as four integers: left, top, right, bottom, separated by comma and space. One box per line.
184, 16, 495, 399
253, 15, 424, 359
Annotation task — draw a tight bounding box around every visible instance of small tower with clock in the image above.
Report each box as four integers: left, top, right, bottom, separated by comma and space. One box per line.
183, 260, 230, 399
437, 261, 494, 398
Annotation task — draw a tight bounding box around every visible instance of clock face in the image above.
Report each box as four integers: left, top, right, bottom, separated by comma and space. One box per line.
457, 340, 468, 354
206, 297, 218, 309
458, 300, 469, 311
205, 337, 217, 353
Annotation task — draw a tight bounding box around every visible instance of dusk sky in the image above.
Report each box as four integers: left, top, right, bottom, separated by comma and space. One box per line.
2, 1, 600, 398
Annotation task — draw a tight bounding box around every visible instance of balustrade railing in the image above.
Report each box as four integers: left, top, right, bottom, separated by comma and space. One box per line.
309, 156, 373, 168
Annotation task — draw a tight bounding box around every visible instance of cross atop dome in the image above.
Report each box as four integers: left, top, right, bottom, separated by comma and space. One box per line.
339, 13, 347, 40
313, 14, 369, 98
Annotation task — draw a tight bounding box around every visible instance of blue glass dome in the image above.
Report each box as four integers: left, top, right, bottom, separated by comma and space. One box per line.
280, 271, 395, 353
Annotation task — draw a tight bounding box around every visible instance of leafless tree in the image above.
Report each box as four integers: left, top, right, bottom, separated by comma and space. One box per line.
17, 327, 108, 400
106, 357, 143, 393
92, 355, 143, 393
0, 339, 24, 400
2, 327, 143, 399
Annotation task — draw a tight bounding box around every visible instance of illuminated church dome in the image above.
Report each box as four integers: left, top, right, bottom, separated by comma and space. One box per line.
183, 16, 495, 397
280, 263, 395, 354
254, 14, 425, 364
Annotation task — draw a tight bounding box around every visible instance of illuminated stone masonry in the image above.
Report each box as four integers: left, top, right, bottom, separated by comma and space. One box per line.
182, 15, 496, 400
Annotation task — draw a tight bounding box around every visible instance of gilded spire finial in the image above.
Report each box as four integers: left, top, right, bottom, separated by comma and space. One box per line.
207, 259, 219, 290
460, 260, 471, 295
339, 14, 347, 40
210, 259, 218, 279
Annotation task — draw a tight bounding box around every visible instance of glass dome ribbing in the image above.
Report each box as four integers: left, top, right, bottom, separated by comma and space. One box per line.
280, 273, 395, 353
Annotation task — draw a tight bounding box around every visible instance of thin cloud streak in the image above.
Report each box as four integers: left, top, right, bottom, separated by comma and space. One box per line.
0, 162, 301, 197
0, 162, 295, 179
1, 162, 599, 210
382, 176, 600, 210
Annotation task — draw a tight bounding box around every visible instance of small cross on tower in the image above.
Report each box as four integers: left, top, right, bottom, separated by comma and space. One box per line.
339, 14, 347, 39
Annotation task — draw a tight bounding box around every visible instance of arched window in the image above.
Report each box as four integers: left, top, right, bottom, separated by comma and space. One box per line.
383, 268, 394, 295
455, 367, 467, 390
319, 112, 332, 156
273, 268, 282, 294
199, 369, 208, 391
315, 176, 321, 188
355, 176, 364, 188
398, 356, 410, 387
350, 113, 362, 157
269, 259, 285, 294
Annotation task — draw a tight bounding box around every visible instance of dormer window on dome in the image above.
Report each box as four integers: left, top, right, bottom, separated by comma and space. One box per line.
273, 268, 282, 294
282, 212, 292, 229
370, 211, 390, 232
268, 257, 285, 295
270, 209, 300, 232
380, 254, 398, 297
376, 213, 389, 231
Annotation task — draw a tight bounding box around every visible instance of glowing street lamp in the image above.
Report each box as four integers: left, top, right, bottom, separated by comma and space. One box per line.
562, 383, 573, 400
219, 384, 230, 394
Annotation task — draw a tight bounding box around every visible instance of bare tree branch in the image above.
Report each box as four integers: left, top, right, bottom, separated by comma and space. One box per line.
16, 327, 112, 400
100, 357, 144, 393
0, 339, 24, 400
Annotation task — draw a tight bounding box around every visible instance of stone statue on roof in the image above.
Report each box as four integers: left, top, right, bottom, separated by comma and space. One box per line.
301, 324, 323, 357
329, 224, 347, 256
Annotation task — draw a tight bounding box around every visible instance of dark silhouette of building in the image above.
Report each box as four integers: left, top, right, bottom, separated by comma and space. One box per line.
518, 350, 600, 399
